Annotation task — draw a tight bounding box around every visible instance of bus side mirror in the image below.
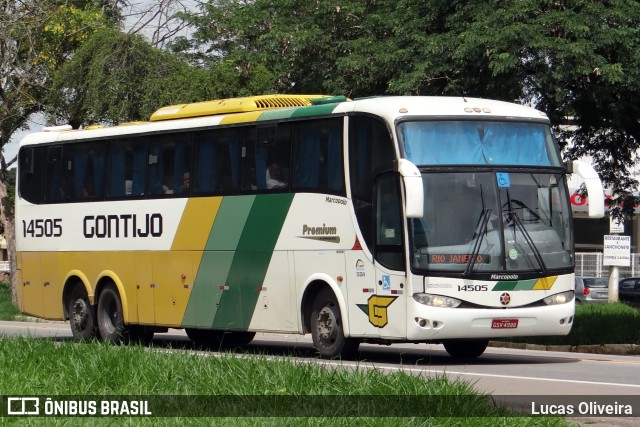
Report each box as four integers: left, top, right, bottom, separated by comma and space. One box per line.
397, 159, 423, 218
572, 160, 605, 218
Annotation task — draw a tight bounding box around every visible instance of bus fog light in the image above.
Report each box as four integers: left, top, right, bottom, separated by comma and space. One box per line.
543, 291, 574, 306
413, 293, 461, 308
415, 317, 428, 327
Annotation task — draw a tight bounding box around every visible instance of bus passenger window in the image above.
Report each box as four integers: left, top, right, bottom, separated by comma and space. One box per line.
107, 138, 147, 198
147, 133, 191, 196
70, 142, 106, 201
292, 118, 344, 195
241, 123, 291, 192
44, 145, 67, 203
193, 128, 239, 195
18, 147, 44, 204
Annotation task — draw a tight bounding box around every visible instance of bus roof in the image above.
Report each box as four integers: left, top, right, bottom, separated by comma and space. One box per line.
19, 95, 549, 147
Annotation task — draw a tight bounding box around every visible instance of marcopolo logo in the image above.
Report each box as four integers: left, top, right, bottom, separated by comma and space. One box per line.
491, 274, 519, 281
298, 224, 340, 243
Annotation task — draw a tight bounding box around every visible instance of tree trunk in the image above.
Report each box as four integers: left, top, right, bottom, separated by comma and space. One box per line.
0, 178, 17, 305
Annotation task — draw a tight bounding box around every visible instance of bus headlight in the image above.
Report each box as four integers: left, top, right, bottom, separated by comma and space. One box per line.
413, 293, 461, 308
543, 291, 575, 305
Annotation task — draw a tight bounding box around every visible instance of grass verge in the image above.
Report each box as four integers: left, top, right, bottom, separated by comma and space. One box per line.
501, 302, 640, 346
0, 338, 569, 426
0, 281, 20, 321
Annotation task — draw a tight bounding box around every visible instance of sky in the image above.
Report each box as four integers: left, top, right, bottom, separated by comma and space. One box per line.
5, 0, 200, 167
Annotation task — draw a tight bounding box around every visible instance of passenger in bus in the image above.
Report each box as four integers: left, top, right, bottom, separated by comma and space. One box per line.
182, 172, 190, 193
266, 162, 287, 189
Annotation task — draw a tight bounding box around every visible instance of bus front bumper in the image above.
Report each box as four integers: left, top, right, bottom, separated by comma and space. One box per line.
406, 301, 575, 341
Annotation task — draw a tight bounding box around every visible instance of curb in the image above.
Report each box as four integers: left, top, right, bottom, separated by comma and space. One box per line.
489, 341, 640, 356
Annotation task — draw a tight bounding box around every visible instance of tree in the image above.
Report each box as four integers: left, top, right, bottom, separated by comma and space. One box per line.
0, 0, 111, 303
178, 0, 640, 215
47, 28, 275, 128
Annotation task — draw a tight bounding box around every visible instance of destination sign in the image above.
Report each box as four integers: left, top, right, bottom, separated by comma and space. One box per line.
430, 254, 490, 264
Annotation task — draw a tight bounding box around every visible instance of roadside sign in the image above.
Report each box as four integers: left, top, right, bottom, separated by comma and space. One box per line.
603, 235, 631, 266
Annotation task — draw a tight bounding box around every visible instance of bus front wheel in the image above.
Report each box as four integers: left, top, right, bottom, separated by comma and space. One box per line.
97, 284, 126, 344
443, 339, 489, 359
310, 288, 359, 359
68, 284, 97, 341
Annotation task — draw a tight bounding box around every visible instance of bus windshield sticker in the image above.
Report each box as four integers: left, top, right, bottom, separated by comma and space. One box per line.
496, 172, 510, 188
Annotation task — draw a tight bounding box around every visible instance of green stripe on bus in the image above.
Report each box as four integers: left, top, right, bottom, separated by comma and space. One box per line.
182, 196, 256, 327
207, 196, 256, 251
492, 279, 539, 291
492, 281, 517, 291
213, 193, 294, 330
258, 108, 298, 121
182, 251, 235, 327
290, 104, 339, 117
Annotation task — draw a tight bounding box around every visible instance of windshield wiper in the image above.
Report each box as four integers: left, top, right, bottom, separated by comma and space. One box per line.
508, 211, 548, 275
463, 208, 492, 276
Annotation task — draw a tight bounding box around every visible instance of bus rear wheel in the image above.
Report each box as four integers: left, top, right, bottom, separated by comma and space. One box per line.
97, 284, 126, 344
443, 339, 489, 359
68, 284, 97, 341
310, 288, 359, 359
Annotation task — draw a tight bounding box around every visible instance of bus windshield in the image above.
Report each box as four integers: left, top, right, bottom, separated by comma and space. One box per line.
410, 171, 573, 275
399, 120, 562, 167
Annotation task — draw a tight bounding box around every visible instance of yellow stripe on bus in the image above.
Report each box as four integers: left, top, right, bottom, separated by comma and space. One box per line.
219, 111, 264, 125
532, 276, 557, 290
171, 197, 222, 251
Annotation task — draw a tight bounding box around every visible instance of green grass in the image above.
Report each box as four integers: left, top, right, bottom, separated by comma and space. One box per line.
0, 338, 569, 426
502, 302, 640, 346
0, 281, 20, 321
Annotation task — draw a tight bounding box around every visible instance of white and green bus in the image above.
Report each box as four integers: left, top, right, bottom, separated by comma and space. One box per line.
16, 94, 605, 358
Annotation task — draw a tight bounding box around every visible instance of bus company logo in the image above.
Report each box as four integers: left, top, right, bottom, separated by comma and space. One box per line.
491, 274, 519, 280
298, 224, 340, 243
357, 295, 398, 328
499, 292, 511, 305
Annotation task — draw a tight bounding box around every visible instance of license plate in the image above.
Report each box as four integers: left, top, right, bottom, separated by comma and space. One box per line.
492, 319, 519, 329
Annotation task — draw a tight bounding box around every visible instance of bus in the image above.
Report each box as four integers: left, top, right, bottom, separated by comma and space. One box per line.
16, 94, 605, 358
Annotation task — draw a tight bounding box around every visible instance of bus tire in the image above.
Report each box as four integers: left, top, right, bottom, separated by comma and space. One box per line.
310, 288, 359, 359
68, 284, 97, 341
443, 339, 489, 359
97, 284, 126, 344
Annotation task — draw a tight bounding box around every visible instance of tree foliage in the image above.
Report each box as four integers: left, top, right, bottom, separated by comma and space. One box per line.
177, 0, 640, 215
0, 0, 109, 153
48, 28, 275, 127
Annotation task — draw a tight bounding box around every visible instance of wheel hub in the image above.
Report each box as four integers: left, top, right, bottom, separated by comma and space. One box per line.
72, 299, 89, 330
316, 306, 338, 342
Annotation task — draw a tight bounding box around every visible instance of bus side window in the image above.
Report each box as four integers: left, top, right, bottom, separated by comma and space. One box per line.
70, 142, 106, 201
147, 133, 191, 196
241, 123, 291, 192
44, 145, 67, 203
292, 118, 344, 195
18, 147, 44, 204
107, 138, 147, 198
374, 173, 404, 270
193, 128, 239, 195
349, 115, 395, 251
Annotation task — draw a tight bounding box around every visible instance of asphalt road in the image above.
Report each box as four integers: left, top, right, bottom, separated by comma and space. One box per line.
2, 320, 638, 425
